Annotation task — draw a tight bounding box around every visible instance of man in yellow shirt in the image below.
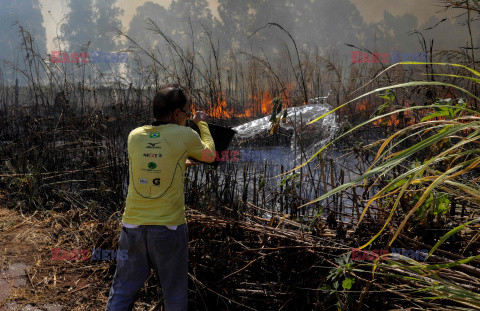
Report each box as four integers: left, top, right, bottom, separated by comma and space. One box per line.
106, 84, 215, 311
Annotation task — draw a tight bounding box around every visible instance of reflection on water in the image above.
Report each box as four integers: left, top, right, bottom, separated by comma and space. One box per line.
205, 100, 368, 220
232, 100, 339, 171
238, 147, 292, 164
233, 100, 338, 150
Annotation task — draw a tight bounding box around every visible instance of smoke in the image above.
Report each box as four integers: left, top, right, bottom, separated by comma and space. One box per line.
7, 0, 480, 81
350, 0, 454, 24
117, 0, 171, 31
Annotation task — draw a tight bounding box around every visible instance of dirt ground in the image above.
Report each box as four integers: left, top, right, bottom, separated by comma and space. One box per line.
0, 207, 66, 310
0, 204, 122, 311
0, 197, 331, 311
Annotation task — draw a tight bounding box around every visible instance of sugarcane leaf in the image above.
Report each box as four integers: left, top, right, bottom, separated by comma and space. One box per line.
428, 218, 480, 256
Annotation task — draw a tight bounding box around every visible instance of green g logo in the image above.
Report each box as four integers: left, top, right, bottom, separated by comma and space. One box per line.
148, 162, 157, 170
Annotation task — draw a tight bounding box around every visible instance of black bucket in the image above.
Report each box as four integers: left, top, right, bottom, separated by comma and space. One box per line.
186, 120, 237, 166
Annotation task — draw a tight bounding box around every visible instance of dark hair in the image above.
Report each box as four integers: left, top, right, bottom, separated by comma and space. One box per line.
152, 84, 189, 119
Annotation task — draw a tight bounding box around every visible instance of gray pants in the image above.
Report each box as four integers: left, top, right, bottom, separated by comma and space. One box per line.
105, 224, 188, 311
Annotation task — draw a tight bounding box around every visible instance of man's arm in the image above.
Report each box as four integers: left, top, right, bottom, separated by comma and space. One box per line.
186, 112, 216, 163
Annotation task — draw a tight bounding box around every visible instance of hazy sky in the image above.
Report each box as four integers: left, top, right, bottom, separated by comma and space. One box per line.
39, 0, 452, 52
350, 0, 449, 24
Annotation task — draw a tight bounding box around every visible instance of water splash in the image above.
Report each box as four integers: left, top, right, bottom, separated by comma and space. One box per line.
233, 98, 338, 162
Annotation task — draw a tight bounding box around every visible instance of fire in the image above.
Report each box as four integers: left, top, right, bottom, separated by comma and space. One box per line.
209, 94, 233, 119
204, 91, 290, 119
200, 84, 298, 119
250, 91, 274, 115
238, 107, 254, 118
353, 99, 420, 127
372, 101, 417, 127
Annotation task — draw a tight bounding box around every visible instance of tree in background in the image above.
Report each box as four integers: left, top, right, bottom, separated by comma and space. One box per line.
93, 0, 124, 52
248, 0, 298, 53
59, 0, 95, 51
0, 0, 46, 83
126, 1, 175, 84
127, 2, 173, 49
215, 0, 254, 52
60, 0, 123, 75
292, 0, 366, 54
372, 11, 419, 52
214, 0, 368, 59
168, 0, 214, 47
93, 0, 124, 74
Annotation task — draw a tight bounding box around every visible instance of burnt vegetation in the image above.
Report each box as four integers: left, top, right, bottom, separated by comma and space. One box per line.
1, 1, 480, 310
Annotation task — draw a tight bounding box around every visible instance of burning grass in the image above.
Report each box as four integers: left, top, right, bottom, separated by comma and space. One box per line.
1, 16, 480, 310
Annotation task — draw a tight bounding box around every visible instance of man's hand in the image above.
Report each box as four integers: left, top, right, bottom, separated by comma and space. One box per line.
186, 159, 201, 168
192, 111, 209, 124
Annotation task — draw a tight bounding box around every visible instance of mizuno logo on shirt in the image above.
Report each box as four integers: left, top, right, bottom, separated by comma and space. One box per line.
146, 142, 161, 149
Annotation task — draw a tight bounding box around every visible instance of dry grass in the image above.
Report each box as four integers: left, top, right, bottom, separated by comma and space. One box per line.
0, 202, 352, 310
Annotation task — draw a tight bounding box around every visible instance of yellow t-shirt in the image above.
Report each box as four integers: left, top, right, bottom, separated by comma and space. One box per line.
122, 121, 215, 226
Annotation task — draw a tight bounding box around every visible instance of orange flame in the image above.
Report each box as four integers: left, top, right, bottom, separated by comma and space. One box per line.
249, 91, 274, 115
209, 94, 233, 119
199, 84, 299, 119
353, 99, 420, 127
